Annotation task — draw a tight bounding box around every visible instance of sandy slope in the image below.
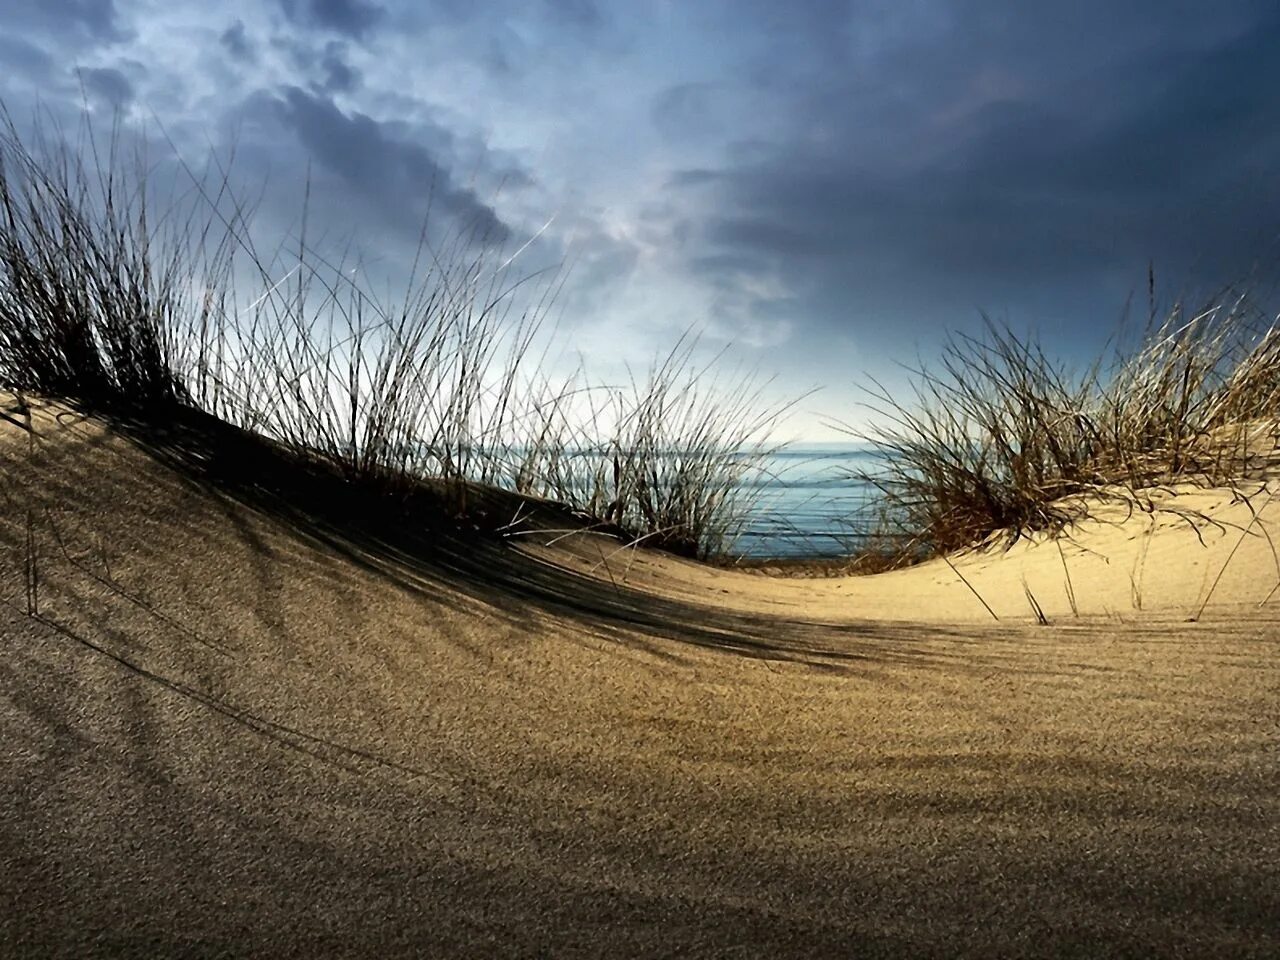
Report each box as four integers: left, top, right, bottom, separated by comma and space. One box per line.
1, 397, 1278, 958
522, 478, 1280, 625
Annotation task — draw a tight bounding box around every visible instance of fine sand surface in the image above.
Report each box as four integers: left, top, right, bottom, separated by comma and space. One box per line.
2, 397, 1278, 958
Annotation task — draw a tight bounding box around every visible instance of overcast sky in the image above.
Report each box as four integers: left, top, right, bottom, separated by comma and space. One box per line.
2, 0, 1278, 436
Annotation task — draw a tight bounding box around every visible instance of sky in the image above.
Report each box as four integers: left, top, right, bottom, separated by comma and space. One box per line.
2, 0, 1278, 437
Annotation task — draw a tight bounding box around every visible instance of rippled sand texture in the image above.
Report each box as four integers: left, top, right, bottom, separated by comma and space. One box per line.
2, 399, 1277, 958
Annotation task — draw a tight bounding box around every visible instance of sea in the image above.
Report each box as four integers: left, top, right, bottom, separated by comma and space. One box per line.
731, 444, 888, 560
486, 442, 890, 560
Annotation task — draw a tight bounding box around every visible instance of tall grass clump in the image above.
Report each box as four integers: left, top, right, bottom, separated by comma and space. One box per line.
0, 104, 794, 560
189, 183, 565, 504
510, 336, 799, 558
0, 110, 236, 411
850, 297, 1280, 559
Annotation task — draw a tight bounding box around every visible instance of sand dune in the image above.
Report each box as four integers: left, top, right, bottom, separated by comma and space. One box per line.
529, 475, 1280, 625
2, 398, 1278, 958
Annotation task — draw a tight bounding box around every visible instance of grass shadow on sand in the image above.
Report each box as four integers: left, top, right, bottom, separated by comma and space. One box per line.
73, 406, 996, 673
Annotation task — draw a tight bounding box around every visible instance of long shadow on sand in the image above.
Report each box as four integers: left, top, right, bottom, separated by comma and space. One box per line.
89, 407, 1003, 673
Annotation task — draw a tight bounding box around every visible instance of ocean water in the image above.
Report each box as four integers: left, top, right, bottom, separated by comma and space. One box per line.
487, 442, 890, 560
731, 444, 888, 559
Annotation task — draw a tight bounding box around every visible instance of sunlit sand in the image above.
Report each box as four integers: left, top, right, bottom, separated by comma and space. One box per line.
3, 398, 1277, 957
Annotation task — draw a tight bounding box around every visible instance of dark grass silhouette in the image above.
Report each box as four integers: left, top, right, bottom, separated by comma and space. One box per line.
843, 304, 1280, 562
0, 105, 792, 561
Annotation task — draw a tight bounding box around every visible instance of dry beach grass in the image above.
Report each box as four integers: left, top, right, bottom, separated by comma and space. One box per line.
0, 107, 793, 561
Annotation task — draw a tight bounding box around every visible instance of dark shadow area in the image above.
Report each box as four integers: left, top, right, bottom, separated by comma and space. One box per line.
4, 605, 432, 782
6, 402, 1273, 681
76, 405, 989, 672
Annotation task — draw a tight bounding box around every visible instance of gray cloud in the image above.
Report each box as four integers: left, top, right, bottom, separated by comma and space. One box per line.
76, 65, 134, 109
666, 169, 722, 189
0, 0, 1275, 419
220, 21, 254, 63
484, 27, 531, 78
319, 43, 360, 92
671, 2, 1280, 349
546, 0, 600, 31
272, 86, 510, 242
7, 0, 130, 43
651, 83, 722, 142
0, 36, 54, 81
280, 36, 362, 92
279, 0, 385, 39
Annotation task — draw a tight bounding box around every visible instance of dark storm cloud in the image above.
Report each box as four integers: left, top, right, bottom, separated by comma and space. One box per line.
483, 35, 520, 78
273, 86, 510, 241
0, 36, 54, 81
277, 36, 362, 92
705, 218, 825, 258
690, 253, 768, 278
731, 0, 855, 76
319, 43, 361, 92
675, 1, 1280, 344
76, 66, 134, 109
546, 0, 600, 31
1, 0, 1273, 407
278, 0, 386, 39
652, 83, 722, 142
7, 0, 129, 43
220, 21, 254, 63
666, 169, 722, 188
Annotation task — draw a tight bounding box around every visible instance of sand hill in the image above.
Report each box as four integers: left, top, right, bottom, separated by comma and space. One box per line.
2, 397, 1278, 958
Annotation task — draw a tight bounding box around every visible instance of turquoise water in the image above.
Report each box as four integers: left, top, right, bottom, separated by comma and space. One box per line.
732, 444, 888, 559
